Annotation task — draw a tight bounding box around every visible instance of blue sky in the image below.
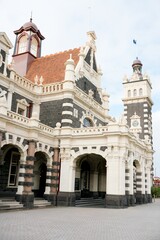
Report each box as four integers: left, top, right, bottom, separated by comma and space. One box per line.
1, 0, 160, 175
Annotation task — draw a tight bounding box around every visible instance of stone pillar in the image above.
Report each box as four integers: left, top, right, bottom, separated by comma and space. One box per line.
126, 153, 135, 206
32, 101, 40, 120
7, 88, 14, 110
15, 155, 26, 202
22, 140, 36, 208
146, 166, 152, 203
0, 131, 3, 163
135, 170, 143, 204
105, 155, 127, 208
44, 163, 52, 196
141, 160, 146, 203
49, 148, 60, 205
90, 171, 98, 198
58, 149, 76, 206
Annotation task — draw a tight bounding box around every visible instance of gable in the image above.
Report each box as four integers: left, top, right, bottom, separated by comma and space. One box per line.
84, 48, 97, 72
0, 32, 13, 49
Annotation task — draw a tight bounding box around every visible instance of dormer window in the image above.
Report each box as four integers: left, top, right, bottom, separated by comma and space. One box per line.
30, 37, 38, 57
16, 99, 29, 116
18, 35, 27, 54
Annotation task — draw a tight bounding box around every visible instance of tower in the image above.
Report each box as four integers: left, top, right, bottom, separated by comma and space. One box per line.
122, 58, 153, 142
12, 18, 45, 76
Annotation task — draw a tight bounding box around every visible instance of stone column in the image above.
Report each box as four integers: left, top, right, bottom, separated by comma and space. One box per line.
127, 152, 135, 206
7, 87, 14, 110
49, 148, 60, 205
15, 155, 26, 202
44, 163, 52, 196
105, 154, 127, 208
22, 140, 36, 208
141, 159, 146, 203
58, 148, 76, 206
135, 169, 143, 204
90, 171, 98, 198
146, 166, 152, 203
0, 131, 3, 163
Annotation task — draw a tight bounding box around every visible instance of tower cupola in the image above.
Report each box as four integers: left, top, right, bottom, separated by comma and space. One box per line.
132, 57, 143, 74
12, 18, 45, 76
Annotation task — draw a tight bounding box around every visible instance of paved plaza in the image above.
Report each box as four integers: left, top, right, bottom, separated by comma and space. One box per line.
0, 199, 160, 240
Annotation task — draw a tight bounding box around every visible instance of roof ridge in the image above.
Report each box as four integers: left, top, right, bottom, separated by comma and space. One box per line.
41, 47, 80, 59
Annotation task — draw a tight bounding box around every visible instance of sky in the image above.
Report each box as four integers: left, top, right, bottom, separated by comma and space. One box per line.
1, 0, 160, 175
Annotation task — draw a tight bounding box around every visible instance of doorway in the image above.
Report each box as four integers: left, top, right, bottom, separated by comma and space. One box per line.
38, 162, 47, 197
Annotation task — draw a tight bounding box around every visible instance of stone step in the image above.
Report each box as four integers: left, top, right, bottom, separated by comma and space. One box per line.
75, 198, 105, 207
34, 198, 52, 208
0, 198, 24, 211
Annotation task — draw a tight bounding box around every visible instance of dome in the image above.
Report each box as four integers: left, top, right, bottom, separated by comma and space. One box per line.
23, 18, 38, 31
132, 58, 142, 67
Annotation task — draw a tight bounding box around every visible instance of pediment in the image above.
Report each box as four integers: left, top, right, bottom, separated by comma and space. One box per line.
0, 32, 13, 49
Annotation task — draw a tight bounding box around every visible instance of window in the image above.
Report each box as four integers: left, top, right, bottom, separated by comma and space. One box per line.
128, 90, 131, 97
8, 152, 20, 186
139, 88, 143, 96
83, 118, 93, 127
18, 35, 27, 54
16, 99, 29, 116
30, 37, 38, 56
17, 107, 25, 115
73, 108, 78, 118
133, 89, 137, 96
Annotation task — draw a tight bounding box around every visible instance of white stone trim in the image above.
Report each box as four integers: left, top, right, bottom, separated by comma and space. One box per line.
62, 103, 73, 107
62, 111, 73, 115
61, 119, 72, 124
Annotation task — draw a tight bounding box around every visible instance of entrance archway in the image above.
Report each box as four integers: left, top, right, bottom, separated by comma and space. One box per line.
75, 154, 106, 199
81, 161, 90, 197
39, 162, 47, 197
33, 152, 47, 197
0, 144, 20, 197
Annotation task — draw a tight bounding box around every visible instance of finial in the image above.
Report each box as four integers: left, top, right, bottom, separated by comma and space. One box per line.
69, 54, 72, 59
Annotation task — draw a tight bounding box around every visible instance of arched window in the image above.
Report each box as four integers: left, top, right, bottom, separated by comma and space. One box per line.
133, 89, 137, 96
18, 35, 27, 54
30, 37, 38, 56
139, 88, 143, 96
128, 90, 131, 97
83, 118, 93, 127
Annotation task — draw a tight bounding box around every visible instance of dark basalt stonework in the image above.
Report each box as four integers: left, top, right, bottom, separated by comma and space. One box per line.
76, 76, 102, 105
105, 194, 127, 208
57, 192, 76, 206
22, 194, 34, 208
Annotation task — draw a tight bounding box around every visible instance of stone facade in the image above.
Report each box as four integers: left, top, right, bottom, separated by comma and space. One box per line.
0, 22, 153, 209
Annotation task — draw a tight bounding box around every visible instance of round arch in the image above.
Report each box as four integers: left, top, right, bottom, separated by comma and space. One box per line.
74, 152, 107, 199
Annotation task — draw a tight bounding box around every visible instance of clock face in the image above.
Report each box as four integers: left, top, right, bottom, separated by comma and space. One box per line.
132, 120, 139, 127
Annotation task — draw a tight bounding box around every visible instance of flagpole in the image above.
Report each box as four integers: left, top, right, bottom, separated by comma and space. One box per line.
133, 39, 138, 59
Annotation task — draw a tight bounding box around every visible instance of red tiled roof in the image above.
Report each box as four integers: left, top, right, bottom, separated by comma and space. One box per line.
26, 48, 80, 84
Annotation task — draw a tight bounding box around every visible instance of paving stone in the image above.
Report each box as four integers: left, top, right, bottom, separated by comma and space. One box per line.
0, 199, 160, 240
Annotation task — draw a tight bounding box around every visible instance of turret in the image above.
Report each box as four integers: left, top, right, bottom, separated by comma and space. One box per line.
12, 18, 45, 76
